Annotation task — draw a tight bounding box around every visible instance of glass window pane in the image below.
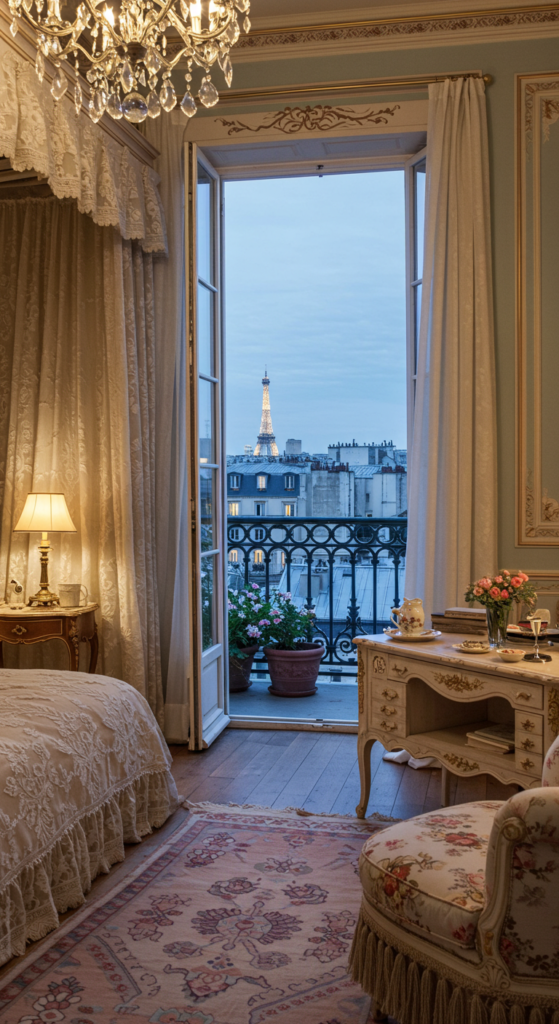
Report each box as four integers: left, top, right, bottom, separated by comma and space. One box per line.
200, 467, 215, 552
415, 164, 426, 281
199, 378, 214, 464
197, 282, 214, 378
197, 165, 212, 284
201, 553, 216, 650
414, 282, 422, 374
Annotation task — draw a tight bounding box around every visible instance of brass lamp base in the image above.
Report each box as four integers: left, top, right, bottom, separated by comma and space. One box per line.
26, 532, 60, 607
27, 587, 60, 607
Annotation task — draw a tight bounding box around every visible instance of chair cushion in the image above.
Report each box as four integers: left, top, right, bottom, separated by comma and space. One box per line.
360, 801, 503, 956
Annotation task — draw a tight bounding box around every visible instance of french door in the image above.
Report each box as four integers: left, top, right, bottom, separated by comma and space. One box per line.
186, 144, 229, 749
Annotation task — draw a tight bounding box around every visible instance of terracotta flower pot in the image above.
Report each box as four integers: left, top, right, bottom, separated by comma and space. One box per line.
229, 644, 259, 692
264, 642, 324, 697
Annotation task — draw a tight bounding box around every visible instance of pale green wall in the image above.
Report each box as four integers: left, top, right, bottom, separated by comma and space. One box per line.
212, 34, 559, 571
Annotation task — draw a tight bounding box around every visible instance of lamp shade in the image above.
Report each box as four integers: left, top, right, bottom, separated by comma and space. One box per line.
13, 493, 76, 533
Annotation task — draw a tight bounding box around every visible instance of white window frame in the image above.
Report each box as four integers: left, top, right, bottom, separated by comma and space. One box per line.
283, 502, 296, 517
228, 549, 239, 562
228, 501, 240, 516
254, 502, 266, 516
256, 474, 267, 491
187, 111, 429, 730
284, 473, 295, 490
229, 473, 241, 489
405, 147, 427, 462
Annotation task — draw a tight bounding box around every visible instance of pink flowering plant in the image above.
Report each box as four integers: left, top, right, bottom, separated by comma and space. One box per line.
257, 591, 317, 651
228, 583, 268, 660
465, 570, 536, 612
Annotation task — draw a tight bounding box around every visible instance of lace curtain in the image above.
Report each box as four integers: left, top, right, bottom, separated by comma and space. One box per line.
405, 78, 497, 619
0, 38, 166, 254
0, 196, 164, 723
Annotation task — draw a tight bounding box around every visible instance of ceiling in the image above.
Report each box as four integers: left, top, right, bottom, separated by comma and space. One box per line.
250, 0, 542, 27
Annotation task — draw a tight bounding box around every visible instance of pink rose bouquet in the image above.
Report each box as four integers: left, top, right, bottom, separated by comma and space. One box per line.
465, 570, 536, 646
465, 570, 536, 611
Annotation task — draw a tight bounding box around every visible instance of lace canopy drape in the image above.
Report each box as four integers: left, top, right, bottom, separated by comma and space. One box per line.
0, 197, 164, 722
0, 38, 166, 254
405, 77, 497, 619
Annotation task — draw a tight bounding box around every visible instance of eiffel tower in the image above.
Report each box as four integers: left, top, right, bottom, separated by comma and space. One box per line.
254, 369, 279, 457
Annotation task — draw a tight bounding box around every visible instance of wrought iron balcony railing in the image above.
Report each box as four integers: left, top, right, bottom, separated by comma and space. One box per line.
227, 515, 407, 675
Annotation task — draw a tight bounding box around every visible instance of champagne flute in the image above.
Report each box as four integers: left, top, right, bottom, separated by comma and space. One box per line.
531, 617, 542, 662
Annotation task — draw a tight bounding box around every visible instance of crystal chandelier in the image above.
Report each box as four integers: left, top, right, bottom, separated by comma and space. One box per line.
7, 0, 250, 123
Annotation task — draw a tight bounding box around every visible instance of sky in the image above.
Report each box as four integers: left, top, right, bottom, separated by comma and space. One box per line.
224, 170, 406, 456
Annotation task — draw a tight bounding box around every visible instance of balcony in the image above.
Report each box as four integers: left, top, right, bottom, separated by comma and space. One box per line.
227, 516, 407, 705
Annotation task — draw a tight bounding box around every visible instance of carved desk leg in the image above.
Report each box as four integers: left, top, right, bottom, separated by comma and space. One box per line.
356, 735, 376, 818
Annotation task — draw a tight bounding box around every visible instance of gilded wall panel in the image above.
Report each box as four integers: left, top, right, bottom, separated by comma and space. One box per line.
517, 74, 559, 545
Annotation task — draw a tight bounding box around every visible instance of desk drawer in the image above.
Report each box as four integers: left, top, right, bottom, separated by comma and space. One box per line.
373, 680, 406, 704
387, 657, 414, 682
373, 697, 406, 727
0, 618, 63, 641
515, 751, 542, 777
373, 711, 406, 741
515, 711, 543, 736
515, 732, 543, 755
511, 683, 543, 711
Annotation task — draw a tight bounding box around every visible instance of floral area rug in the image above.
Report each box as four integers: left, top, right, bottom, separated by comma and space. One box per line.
0, 803, 396, 1024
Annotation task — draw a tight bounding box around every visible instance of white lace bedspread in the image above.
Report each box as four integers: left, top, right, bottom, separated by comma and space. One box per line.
0, 669, 178, 966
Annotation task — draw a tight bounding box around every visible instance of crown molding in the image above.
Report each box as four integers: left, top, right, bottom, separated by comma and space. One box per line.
231, 3, 559, 62
249, 0, 551, 30
210, 70, 488, 109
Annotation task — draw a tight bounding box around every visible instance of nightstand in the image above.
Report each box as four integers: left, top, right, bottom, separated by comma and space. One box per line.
0, 603, 99, 672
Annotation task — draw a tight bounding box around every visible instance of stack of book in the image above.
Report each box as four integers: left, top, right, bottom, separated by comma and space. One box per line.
431, 606, 487, 635
465, 723, 515, 753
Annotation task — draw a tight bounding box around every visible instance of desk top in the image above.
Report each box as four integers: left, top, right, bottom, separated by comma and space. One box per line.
354, 632, 559, 685
0, 603, 98, 618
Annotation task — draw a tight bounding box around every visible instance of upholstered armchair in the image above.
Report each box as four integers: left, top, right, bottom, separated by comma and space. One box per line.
349, 737, 559, 1024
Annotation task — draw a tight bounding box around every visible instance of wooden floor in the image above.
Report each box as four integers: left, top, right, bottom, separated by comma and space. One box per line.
0, 727, 518, 987
171, 727, 518, 818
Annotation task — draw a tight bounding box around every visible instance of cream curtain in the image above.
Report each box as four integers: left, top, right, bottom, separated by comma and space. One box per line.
0, 196, 164, 723
405, 77, 497, 620
144, 114, 191, 742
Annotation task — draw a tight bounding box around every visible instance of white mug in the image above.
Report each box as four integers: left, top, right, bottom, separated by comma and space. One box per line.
58, 583, 88, 608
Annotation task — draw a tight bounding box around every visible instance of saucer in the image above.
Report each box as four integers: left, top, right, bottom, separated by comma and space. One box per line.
452, 642, 491, 654
383, 629, 442, 642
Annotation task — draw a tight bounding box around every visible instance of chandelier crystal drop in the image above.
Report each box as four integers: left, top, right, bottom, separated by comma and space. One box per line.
9, 0, 250, 124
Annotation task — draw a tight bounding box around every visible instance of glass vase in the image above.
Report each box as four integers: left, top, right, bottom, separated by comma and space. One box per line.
486, 604, 510, 649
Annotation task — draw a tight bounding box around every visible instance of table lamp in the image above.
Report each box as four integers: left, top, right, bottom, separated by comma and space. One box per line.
13, 493, 77, 606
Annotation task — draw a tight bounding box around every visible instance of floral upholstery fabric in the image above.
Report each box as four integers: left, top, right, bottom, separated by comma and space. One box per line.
360, 802, 503, 956
542, 734, 559, 786
484, 787, 559, 978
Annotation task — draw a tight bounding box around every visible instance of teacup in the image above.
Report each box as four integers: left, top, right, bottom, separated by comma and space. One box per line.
390, 597, 425, 635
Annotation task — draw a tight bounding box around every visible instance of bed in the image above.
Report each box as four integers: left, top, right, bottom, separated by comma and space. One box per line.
0, 669, 179, 966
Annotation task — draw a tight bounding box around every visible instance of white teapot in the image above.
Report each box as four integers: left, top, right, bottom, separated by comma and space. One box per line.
391, 598, 425, 635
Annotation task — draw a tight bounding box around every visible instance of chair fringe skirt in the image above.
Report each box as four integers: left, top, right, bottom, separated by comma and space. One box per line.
348, 910, 559, 1024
